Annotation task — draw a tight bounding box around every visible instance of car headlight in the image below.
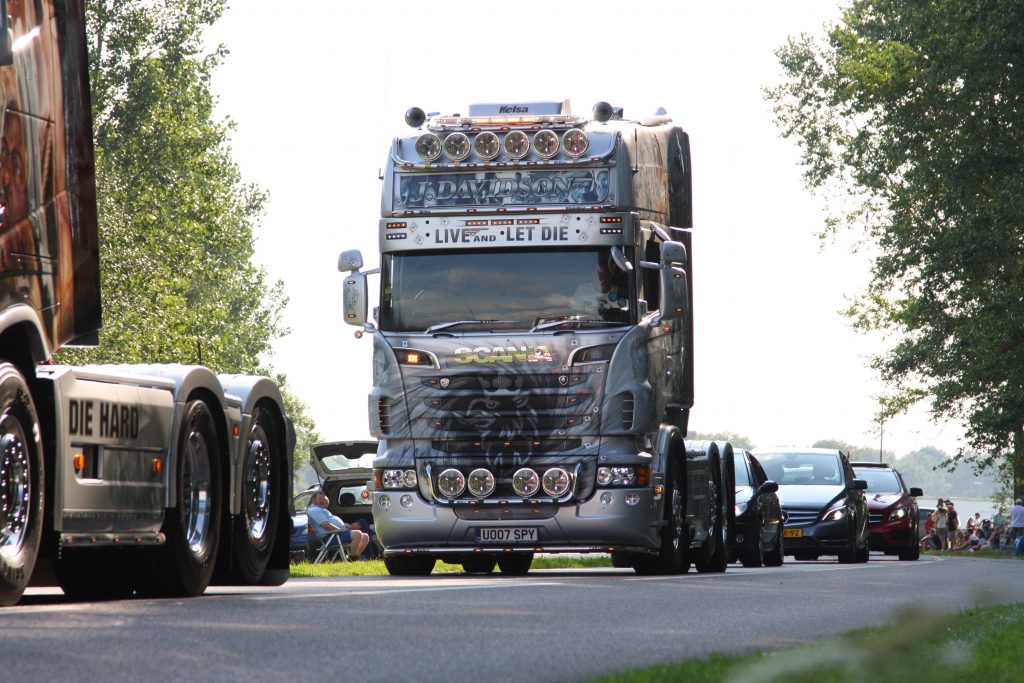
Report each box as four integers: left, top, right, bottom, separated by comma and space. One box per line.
381, 469, 418, 489
504, 130, 530, 159
562, 128, 589, 157
823, 506, 847, 522
542, 467, 572, 497
596, 466, 638, 487
437, 468, 466, 498
533, 129, 560, 159
888, 506, 907, 521
474, 131, 500, 160
415, 133, 441, 162
512, 468, 540, 497
443, 132, 471, 161
467, 468, 496, 498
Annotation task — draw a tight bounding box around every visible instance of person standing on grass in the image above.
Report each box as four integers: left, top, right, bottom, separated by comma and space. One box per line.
1010, 498, 1024, 544
946, 500, 960, 542
932, 503, 949, 550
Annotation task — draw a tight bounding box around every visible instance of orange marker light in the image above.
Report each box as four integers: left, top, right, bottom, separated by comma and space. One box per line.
407, 352, 420, 365
73, 453, 85, 471
233, 424, 240, 437
152, 459, 163, 474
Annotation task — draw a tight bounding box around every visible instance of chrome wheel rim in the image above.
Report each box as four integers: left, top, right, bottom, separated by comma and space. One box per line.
243, 423, 271, 542
0, 416, 30, 558
182, 429, 212, 554
670, 486, 684, 551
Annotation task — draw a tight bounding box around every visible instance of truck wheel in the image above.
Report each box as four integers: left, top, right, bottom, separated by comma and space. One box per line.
0, 364, 44, 607
230, 405, 280, 583
694, 449, 727, 573
633, 457, 688, 575
497, 553, 533, 575
55, 549, 136, 600
462, 556, 496, 574
384, 555, 436, 576
139, 400, 222, 597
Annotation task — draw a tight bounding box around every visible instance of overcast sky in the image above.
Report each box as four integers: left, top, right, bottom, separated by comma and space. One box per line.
205, 1, 966, 458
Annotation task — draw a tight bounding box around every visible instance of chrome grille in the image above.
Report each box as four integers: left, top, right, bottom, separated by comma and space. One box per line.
782, 506, 821, 527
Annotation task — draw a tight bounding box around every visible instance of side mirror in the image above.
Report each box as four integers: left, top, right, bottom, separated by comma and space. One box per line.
342, 271, 368, 327
852, 479, 868, 490
910, 487, 923, 497
338, 249, 364, 273
757, 480, 779, 496
660, 240, 686, 266
658, 265, 688, 321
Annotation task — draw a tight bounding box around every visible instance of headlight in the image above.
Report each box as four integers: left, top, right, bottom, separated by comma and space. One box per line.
533, 129, 559, 159
415, 133, 441, 162
474, 131, 500, 160
596, 466, 639, 487
542, 467, 572, 497
443, 132, 471, 161
437, 468, 466, 498
823, 506, 847, 522
467, 468, 496, 498
888, 507, 907, 521
562, 128, 589, 157
504, 130, 530, 159
512, 468, 540, 497
381, 469, 417, 489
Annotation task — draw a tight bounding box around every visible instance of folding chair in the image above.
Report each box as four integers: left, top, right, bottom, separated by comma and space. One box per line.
307, 520, 351, 563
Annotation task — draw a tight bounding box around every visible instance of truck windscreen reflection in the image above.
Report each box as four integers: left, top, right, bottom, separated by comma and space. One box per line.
380, 248, 633, 333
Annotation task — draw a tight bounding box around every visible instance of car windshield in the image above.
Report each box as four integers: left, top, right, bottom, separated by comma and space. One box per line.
755, 453, 843, 486
853, 468, 901, 492
380, 248, 633, 333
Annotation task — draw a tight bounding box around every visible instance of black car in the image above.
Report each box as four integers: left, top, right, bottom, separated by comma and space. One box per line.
730, 449, 785, 567
752, 448, 870, 563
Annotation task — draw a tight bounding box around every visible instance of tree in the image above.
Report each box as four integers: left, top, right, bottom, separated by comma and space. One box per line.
812, 439, 892, 463
687, 431, 756, 450
58, 0, 320, 480
767, 0, 1024, 499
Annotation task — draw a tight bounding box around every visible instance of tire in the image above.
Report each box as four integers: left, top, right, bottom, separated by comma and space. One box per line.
462, 556, 497, 574
633, 455, 688, 575
228, 404, 281, 583
694, 449, 727, 573
856, 542, 871, 563
384, 555, 436, 576
898, 541, 920, 561
793, 553, 818, 561
54, 549, 136, 601
739, 541, 764, 568
138, 400, 222, 597
0, 364, 44, 607
497, 553, 533, 575
611, 551, 633, 568
764, 533, 785, 567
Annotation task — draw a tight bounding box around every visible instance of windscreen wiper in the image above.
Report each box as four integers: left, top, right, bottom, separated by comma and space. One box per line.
424, 320, 519, 334
529, 316, 627, 333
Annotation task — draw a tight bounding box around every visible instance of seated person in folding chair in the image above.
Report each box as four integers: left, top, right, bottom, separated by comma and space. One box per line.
306, 490, 371, 560
336, 492, 382, 560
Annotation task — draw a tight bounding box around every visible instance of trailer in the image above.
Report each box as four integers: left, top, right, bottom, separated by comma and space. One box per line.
0, 0, 292, 605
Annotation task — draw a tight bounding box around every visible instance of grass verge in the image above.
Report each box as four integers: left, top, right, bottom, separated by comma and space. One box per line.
923, 549, 1022, 560
289, 554, 613, 577
590, 602, 1024, 683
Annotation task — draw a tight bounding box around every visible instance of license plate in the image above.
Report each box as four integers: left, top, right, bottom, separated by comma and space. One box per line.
476, 527, 537, 543
783, 528, 803, 538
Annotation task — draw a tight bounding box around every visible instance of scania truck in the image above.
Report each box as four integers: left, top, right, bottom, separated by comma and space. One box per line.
340, 100, 732, 575
0, 0, 292, 605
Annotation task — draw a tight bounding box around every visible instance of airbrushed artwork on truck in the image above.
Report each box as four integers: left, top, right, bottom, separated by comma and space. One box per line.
396, 168, 610, 209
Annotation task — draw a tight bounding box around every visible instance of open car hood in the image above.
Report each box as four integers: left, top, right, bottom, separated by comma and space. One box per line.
310, 440, 378, 479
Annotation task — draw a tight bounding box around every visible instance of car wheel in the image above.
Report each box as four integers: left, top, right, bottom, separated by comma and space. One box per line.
497, 553, 533, 575
138, 400, 222, 597
0, 364, 44, 607
898, 541, 920, 561
694, 448, 727, 573
739, 538, 764, 568
384, 555, 436, 576
856, 543, 870, 563
462, 556, 497, 574
763, 533, 785, 567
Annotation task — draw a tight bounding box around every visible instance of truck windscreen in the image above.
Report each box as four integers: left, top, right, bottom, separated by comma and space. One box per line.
380, 248, 633, 333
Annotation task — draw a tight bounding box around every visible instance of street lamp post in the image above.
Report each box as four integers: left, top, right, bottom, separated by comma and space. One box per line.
879, 418, 884, 463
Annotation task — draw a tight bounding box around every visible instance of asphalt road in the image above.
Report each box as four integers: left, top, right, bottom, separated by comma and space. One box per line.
4, 555, 1023, 683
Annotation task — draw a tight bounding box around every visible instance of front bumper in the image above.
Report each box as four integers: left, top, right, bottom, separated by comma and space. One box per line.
867, 518, 915, 552
780, 518, 852, 555
371, 487, 662, 557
